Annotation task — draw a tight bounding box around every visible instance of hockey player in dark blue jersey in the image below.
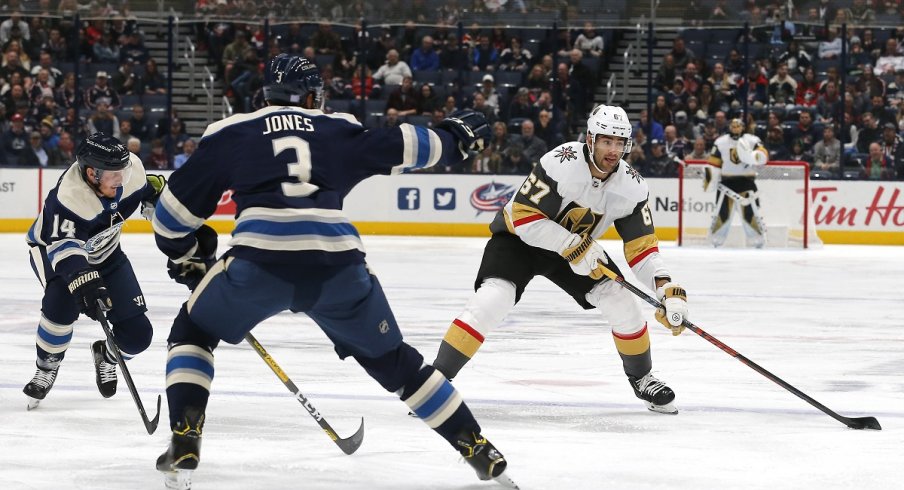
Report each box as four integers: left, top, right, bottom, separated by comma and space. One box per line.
23, 132, 166, 409
152, 54, 516, 488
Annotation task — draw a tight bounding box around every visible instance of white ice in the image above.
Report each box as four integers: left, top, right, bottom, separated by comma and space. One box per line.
1, 234, 901, 490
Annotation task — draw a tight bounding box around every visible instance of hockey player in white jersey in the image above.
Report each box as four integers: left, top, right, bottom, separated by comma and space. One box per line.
431, 105, 690, 414
706, 118, 770, 247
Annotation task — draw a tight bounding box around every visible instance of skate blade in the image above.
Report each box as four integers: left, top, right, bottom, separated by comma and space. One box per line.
163, 470, 192, 490
26, 397, 42, 410
645, 400, 678, 415
493, 470, 520, 489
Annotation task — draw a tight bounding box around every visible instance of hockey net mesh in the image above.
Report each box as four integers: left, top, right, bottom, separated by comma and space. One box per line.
678, 161, 823, 248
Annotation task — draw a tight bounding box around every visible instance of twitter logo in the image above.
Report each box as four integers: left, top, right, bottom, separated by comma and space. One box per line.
434, 188, 456, 210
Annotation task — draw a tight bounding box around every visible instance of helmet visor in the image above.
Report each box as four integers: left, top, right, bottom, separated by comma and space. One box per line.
96, 160, 133, 188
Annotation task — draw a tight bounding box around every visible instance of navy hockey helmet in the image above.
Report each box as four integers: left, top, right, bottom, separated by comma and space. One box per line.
77, 132, 132, 186
263, 54, 324, 109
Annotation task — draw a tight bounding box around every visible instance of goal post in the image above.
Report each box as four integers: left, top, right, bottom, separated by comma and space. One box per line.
678, 160, 822, 249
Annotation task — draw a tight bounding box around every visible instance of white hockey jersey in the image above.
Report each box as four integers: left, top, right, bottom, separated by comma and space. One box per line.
708, 133, 768, 177
489, 141, 670, 290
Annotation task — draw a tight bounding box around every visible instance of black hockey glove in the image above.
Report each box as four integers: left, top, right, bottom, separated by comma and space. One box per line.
167, 224, 218, 291
436, 110, 490, 155
141, 174, 167, 220
67, 269, 111, 321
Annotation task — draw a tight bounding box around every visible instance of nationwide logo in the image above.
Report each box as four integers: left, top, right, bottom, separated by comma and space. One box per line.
470, 182, 515, 214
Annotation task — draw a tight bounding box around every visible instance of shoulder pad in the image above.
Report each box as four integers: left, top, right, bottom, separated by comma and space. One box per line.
610, 160, 650, 202
539, 142, 587, 183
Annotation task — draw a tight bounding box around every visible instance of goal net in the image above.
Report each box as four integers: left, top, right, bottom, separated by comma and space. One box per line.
678, 161, 823, 248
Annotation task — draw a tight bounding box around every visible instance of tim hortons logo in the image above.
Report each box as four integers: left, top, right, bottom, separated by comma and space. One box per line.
812, 186, 904, 227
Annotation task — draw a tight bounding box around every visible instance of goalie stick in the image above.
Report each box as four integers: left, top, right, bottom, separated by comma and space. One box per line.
95, 301, 162, 434
245, 332, 365, 454
592, 266, 882, 430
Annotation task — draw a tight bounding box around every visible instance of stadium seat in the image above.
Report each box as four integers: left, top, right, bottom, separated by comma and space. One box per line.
680, 29, 709, 44
413, 70, 441, 86
406, 115, 430, 126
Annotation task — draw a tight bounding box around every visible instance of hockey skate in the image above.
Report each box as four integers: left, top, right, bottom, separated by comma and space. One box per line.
455, 431, 519, 489
23, 364, 60, 410
629, 371, 678, 414
91, 340, 118, 398
157, 407, 204, 490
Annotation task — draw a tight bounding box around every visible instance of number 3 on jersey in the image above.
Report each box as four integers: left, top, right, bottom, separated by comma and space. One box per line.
273, 136, 320, 197
519, 173, 550, 204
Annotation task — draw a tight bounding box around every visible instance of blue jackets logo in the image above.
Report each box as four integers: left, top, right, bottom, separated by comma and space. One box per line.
470, 182, 515, 214
434, 188, 455, 210
398, 188, 420, 210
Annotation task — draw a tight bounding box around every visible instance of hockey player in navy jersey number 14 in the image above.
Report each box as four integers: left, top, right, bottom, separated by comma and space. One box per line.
152, 54, 517, 488
431, 104, 690, 415
23, 132, 166, 410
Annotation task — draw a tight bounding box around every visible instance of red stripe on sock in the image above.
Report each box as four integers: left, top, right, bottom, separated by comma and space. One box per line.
452, 319, 485, 343
612, 323, 648, 341
513, 214, 545, 227
628, 247, 659, 267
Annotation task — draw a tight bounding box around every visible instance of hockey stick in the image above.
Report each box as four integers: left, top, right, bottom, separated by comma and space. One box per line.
244, 332, 365, 454
592, 265, 882, 430
95, 301, 161, 434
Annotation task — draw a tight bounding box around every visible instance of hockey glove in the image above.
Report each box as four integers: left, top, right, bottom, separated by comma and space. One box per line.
140, 174, 167, 220
655, 282, 688, 335
67, 269, 111, 321
736, 139, 767, 166
560, 233, 608, 280
436, 110, 491, 156
167, 224, 218, 291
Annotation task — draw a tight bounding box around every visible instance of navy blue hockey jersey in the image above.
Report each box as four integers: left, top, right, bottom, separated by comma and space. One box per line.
26, 156, 151, 281
152, 106, 466, 265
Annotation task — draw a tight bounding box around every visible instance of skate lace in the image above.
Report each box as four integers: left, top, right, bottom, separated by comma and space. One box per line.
32, 368, 57, 389
634, 373, 667, 397
98, 360, 117, 383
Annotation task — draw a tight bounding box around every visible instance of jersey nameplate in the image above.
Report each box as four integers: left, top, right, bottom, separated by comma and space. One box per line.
263, 114, 315, 135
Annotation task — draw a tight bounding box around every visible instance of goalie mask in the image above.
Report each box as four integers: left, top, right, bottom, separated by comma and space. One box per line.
729, 118, 745, 140
263, 53, 324, 110
586, 104, 633, 170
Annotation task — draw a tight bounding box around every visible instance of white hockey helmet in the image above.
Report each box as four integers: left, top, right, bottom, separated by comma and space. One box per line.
586, 104, 633, 158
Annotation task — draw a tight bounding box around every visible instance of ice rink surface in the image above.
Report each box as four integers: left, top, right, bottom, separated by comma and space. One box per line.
1, 233, 901, 490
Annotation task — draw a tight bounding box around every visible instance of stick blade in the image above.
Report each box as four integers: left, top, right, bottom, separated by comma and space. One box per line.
145, 395, 162, 435
335, 418, 365, 455
847, 416, 881, 430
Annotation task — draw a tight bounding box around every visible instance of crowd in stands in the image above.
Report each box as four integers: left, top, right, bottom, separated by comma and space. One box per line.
0, 2, 187, 168
630, 1, 903, 181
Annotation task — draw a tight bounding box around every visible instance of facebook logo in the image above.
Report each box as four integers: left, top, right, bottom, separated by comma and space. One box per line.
434, 188, 456, 210
398, 188, 420, 210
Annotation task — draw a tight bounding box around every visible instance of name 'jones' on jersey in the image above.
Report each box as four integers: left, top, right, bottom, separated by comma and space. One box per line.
262, 114, 315, 134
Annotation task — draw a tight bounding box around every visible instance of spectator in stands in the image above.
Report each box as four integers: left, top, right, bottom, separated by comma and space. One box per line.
713, 110, 729, 135
93, 32, 120, 63
475, 74, 501, 113
686, 136, 708, 161
702, 121, 719, 149
498, 37, 532, 72
471, 145, 496, 174
488, 120, 509, 156
812, 126, 842, 177
673, 110, 696, 141
471, 35, 499, 72
574, 22, 604, 58
880, 121, 904, 169
30, 52, 62, 88
857, 66, 887, 100
645, 139, 676, 177
697, 82, 719, 118
410, 36, 440, 72
441, 94, 458, 116
636, 108, 664, 141
43, 27, 69, 63
857, 111, 882, 152
141, 58, 167, 95
381, 107, 400, 128
817, 81, 841, 123
32, 94, 62, 127
222, 30, 251, 85
847, 36, 872, 70
56, 130, 75, 163
349, 66, 379, 100
38, 117, 59, 149
311, 21, 342, 56
763, 125, 789, 160
875, 39, 904, 76
126, 104, 151, 141
119, 118, 135, 142
54, 72, 78, 109
817, 0, 838, 22
508, 87, 535, 120
3, 83, 29, 116
867, 94, 895, 126
19, 130, 62, 167
85, 71, 120, 110
663, 125, 686, 160
864, 141, 894, 179
788, 138, 813, 164
669, 38, 695, 72
112, 60, 139, 95
164, 118, 189, 159
525, 64, 547, 93
778, 40, 812, 75
0, 12, 29, 46
143, 139, 168, 171
374, 49, 412, 86
29, 69, 55, 106
60, 106, 85, 142
652, 94, 673, 126
173, 138, 196, 170
709, 0, 730, 22
568, 49, 594, 99
469, 92, 496, 124
791, 110, 818, 150
769, 62, 797, 106
0, 48, 30, 85
498, 142, 531, 174
534, 109, 562, 149
795, 67, 820, 107
510, 119, 546, 167
416, 83, 440, 115
655, 54, 677, 93
1, 112, 28, 165
125, 136, 142, 160
385, 75, 418, 117
707, 63, 733, 103
86, 98, 120, 139
666, 77, 687, 110
847, 0, 876, 25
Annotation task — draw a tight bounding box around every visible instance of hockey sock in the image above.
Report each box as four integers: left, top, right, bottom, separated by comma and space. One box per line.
401, 365, 480, 445
35, 315, 73, 369
612, 324, 653, 378
165, 343, 215, 429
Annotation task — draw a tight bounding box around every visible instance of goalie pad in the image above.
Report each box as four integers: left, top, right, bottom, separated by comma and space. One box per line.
702, 166, 719, 192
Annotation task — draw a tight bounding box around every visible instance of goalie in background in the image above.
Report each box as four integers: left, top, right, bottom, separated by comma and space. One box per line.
706, 118, 769, 248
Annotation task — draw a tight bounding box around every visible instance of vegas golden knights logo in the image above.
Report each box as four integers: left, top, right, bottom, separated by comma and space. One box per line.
729, 147, 740, 164
557, 205, 603, 235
